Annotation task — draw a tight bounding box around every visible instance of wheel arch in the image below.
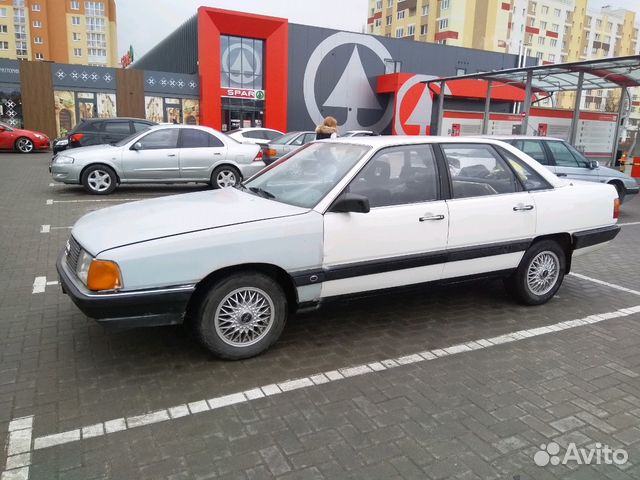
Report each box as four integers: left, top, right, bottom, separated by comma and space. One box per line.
14, 136, 34, 151
531, 233, 573, 273
184, 263, 299, 324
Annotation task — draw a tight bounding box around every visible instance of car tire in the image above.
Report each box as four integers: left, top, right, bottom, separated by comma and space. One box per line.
81, 165, 117, 195
15, 137, 34, 154
505, 239, 566, 306
211, 165, 241, 189
195, 272, 287, 360
611, 182, 626, 204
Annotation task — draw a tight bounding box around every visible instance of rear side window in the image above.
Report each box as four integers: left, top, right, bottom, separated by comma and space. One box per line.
103, 121, 131, 134
497, 147, 553, 191
303, 133, 317, 143
442, 144, 519, 199
290, 134, 306, 146
264, 131, 282, 141
78, 121, 102, 132
133, 121, 152, 132
242, 130, 264, 139
513, 140, 549, 165
181, 128, 223, 148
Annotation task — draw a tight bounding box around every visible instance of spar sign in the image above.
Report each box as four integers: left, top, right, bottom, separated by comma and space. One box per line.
220, 88, 265, 100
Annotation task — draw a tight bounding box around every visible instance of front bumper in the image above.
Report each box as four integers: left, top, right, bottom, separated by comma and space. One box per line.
49, 162, 82, 183
239, 162, 267, 179
56, 251, 194, 328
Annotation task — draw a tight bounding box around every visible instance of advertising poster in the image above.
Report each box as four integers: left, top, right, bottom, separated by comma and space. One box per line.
77, 92, 96, 120
165, 98, 181, 124
54, 90, 76, 136
145, 96, 163, 123
97, 93, 116, 118
182, 98, 200, 125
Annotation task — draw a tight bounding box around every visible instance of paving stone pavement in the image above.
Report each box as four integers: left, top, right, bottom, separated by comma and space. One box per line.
1, 152, 640, 479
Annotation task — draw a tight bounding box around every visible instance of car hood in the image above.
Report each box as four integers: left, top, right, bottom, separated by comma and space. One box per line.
63, 144, 118, 156
72, 187, 309, 255
599, 165, 633, 180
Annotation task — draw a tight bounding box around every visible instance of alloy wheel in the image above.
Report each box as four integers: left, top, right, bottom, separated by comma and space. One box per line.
216, 170, 237, 188
214, 287, 275, 347
87, 169, 112, 193
17, 138, 34, 153
526, 251, 560, 295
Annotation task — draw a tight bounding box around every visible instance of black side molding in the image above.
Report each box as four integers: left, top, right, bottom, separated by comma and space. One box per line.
573, 225, 620, 250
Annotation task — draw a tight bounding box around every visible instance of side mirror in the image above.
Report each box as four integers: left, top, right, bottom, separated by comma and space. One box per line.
131, 142, 142, 151
587, 160, 599, 170
331, 193, 370, 214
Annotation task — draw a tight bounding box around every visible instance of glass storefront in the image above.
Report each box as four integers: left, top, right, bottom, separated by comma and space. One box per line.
0, 86, 22, 128
220, 35, 265, 131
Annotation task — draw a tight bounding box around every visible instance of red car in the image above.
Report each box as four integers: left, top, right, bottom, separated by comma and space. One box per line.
0, 121, 50, 153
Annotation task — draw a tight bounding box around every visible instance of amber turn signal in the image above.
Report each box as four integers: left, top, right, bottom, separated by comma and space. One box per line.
265, 149, 277, 157
87, 260, 122, 291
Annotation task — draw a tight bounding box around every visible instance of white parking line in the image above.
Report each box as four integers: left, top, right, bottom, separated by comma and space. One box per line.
8, 304, 637, 460
619, 221, 640, 227
31, 277, 58, 294
40, 225, 72, 233
1, 415, 33, 480
569, 272, 640, 296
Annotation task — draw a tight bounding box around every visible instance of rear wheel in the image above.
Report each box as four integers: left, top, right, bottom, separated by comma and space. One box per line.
195, 272, 287, 360
505, 240, 566, 305
15, 137, 34, 153
211, 165, 241, 189
81, 165, 117, 195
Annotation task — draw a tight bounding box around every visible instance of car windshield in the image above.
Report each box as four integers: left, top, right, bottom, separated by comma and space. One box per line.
563, 142, 589, 165
114, 131, 143, 147
242, 142, 370, 208
271, 132, 302, 145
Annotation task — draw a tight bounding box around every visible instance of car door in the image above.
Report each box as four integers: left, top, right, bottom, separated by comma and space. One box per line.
100, 120, 132, 146
543, 140, 593, 182
322, 144, 449, 298
179, 128, 227, 180
440, 143, 537, 279
121, 128, 180, 181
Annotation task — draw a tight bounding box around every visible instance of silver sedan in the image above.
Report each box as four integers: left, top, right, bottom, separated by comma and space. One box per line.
50, 124, 263, 194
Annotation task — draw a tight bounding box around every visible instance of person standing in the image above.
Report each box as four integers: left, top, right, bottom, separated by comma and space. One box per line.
315, 116, 338, 139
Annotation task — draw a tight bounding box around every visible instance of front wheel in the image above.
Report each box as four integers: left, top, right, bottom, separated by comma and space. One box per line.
195, 272, 288, 360
505, 240, 566, 305
211, 165, 241, 189
81, 165, 117, 195
15, 137, 34, 153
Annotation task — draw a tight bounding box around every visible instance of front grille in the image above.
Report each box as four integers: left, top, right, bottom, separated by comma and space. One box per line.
66, 236, 82, 272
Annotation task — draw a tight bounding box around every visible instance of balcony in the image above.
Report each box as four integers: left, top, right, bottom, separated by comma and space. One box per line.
397, 0, 417, 11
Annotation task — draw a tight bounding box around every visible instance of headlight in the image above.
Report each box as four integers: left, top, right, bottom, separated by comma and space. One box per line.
55, 139, 69, 146
54, 155, 74, 164
76, 250, 92, 284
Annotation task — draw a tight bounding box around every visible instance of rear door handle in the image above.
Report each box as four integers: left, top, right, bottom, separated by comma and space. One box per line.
167, 154, 177, 157
419, 214, 445, 222
556, 173, 567, 177
513, 205, 534, 211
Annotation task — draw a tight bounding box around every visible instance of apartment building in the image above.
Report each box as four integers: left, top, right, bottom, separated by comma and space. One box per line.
0, 0, 117, 66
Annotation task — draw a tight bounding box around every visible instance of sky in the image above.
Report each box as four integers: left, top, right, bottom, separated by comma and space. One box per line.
117, 0, 639, 59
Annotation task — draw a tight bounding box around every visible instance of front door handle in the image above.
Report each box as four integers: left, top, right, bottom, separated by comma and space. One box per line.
167, 154, 177, 157
513, 204, 534, 211
419, 214, 445, 222
556, 173, 567, 177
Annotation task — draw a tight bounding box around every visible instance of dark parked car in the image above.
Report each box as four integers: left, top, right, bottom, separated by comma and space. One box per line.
52, 118, 157, 154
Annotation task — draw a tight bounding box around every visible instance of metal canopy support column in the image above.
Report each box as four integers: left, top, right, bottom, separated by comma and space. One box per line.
521, 70, 533, 135
482, 80, 493, 134
569, 71, 584, 145
436, 80, 445, 135
611, 87, 627, 166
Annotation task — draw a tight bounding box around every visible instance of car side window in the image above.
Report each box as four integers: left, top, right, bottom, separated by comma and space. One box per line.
497, 147, 553, 191
81, 121, 102, 132
290, 134, 305, 146
347, 145, 439, 208
546, 141, 580, 167
563, 142, 591, 167
137, 129, 179, 150
514, 140, 549, 165
304, 133, 317, 143
133, 121, 152, 132
181, 128, 222, 148
442, 144, 519, 199
103, 121, 131, 134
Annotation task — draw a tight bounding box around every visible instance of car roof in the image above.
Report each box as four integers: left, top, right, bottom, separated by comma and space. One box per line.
477, 135, 565, 141
80, 117, 155, 123
317, 135, 533, 147
232, 127, 282, 133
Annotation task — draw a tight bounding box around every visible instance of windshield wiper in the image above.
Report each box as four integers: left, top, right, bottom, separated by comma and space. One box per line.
249, 186, 275, 199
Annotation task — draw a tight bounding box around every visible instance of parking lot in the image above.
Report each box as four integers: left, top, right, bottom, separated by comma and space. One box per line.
1, 151, 640, 479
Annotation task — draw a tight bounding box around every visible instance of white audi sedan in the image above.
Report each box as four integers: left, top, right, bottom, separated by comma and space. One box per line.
57, 137, 620, 359
50, 124, 263, 193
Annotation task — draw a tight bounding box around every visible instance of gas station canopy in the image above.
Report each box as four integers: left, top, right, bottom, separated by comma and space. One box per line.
423, 54, 640, 93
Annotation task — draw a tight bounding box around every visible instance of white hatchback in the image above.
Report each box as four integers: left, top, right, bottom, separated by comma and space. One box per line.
57, 137, 620, 359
